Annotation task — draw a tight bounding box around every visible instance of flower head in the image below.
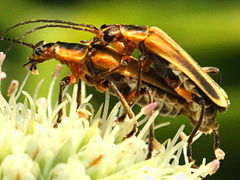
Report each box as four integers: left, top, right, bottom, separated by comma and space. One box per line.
0, 53, 222, 179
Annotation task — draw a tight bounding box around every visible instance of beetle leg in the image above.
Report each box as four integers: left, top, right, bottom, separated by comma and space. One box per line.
175, 86, 206, 105
175, 86, 193, 101
202, 66, 221, 84
135, 42, 153, 98
123, 123, 138, 139
126, 86, 155, 159
77, 79, 82, 107
53, 75, 77, 128
124, 85, 149, 106
107, 79, 139, 140
187, 103, 205, 163
86, 49, 97, 77
118, 88, 150, 139
175, 86, 207, 163
134, 55, 144, 98
213, 129, 220, 151
146, 122, 155, 159
80, 40, 92, 44
95, 65, 125, 80
145, 88, 155, 160
108, 80, 135, 119
202, 66, 219, 74
96, 53, 132, 80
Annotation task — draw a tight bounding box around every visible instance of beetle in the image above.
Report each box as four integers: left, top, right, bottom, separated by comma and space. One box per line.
1, 20, 229, 163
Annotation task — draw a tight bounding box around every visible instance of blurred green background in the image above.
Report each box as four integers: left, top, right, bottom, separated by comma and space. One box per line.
0, 0, 239, 179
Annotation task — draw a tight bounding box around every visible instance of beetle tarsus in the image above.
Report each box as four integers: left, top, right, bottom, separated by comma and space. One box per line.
145, 88, 155, 159
213, 129, 220, 151
53, 76, 71, 128
123, 122, 137, 140
146, 122, 155, 159
77, 80, 82, 108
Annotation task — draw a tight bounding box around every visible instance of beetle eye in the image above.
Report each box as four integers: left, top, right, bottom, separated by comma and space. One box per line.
35, 47, 43, 56
103, 33, 115, 42
100, 24, 109, 29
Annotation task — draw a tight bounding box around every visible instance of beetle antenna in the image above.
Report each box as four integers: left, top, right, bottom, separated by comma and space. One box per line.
1, 24, 97, 53
2, 19, 98, 35
0, 36, 35, 49
18, 24, 98, 40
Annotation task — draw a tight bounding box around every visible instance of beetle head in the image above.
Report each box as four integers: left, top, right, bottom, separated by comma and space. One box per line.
97, 24, 122, 45
24, 41, 55, 74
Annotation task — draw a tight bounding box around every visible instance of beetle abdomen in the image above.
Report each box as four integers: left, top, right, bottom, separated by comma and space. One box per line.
136, 84, 186, 117
186, 101, 218, 133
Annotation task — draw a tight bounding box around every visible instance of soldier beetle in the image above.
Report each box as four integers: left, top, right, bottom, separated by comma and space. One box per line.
1, 20, 229, 164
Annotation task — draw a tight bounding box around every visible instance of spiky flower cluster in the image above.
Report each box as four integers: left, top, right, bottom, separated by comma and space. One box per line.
0, 52, 221, 180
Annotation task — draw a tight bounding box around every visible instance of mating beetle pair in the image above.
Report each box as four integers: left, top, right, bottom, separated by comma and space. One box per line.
0, 19, 229, 163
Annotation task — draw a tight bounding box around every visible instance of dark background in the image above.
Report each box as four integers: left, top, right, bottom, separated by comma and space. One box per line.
0, 0, 239, 179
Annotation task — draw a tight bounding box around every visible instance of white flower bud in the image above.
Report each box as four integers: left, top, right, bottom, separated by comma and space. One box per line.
7, 80, 19, 96
0, 71, 6, 80
215, 148, 225, 160
52, 64, 62, 78
1, 154, 40, 180
0, 52, 6, 66
141, 102, 158, 115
